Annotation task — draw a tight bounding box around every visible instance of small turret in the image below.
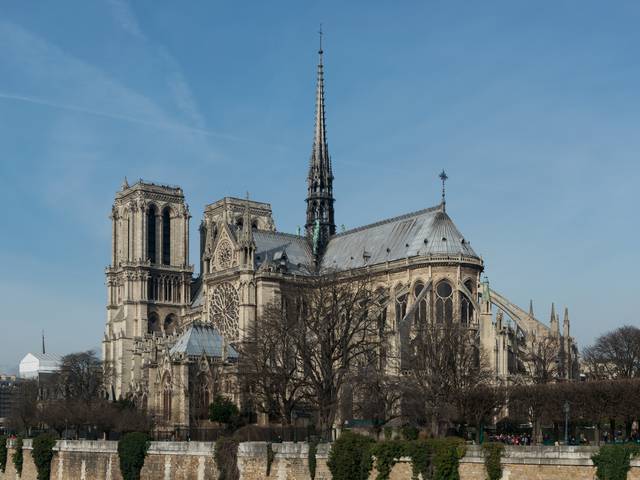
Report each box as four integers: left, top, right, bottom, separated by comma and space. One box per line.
550, 302, 560, 336
529, 299, 534, 317
563, 307, 570, 338
239, 194, 256, 268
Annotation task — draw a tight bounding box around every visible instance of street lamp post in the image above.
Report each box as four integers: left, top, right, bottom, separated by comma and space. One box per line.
564, 401, 570, 445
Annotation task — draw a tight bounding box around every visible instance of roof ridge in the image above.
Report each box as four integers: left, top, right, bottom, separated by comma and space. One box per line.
331, 204, 443, 238
255, 230, 309, 241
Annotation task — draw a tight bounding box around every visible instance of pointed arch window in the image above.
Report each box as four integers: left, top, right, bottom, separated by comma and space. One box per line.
435, 280, 453, 323
395, 291, 408, 325
413, 282, 428, 326
164, 314, 176, 334
162, 375, 172, 421
147, 206, 157, 264
148, 312, 160, 334
162, 208, 171, 265
460, 280, 475, 325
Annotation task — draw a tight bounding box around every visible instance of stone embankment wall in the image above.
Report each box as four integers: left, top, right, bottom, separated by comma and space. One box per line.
3, 439, 640, 479
0, 438, 330, 480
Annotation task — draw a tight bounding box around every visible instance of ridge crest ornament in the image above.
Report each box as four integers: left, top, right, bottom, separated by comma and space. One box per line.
209, 282, 239, 340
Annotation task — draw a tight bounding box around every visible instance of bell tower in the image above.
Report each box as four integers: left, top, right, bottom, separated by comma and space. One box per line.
305, 28, 335, 257
103, 179, 193, 400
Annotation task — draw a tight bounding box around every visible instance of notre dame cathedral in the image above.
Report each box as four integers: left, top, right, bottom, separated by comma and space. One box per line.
102, 43, 579, 433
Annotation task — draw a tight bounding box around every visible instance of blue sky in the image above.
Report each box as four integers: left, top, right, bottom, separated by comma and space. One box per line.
0, 1, 638, 371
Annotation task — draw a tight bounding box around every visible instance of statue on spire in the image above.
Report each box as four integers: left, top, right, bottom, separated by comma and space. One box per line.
439, 169, 448, 208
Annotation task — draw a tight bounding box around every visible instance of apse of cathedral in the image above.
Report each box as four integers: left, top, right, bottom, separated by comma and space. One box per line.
102, 41, 578, 432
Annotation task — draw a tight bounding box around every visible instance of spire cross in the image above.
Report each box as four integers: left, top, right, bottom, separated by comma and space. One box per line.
439, 169, 448, 204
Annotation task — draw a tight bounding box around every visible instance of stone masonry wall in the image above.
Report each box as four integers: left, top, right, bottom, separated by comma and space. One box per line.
380, 445, 640, 480
4, 439, 640, 480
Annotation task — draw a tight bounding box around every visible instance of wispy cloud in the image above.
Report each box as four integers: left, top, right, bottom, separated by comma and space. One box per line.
0, 91, 239, 141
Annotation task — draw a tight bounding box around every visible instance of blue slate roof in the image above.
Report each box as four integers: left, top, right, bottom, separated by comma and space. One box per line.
169, 324, 238, 359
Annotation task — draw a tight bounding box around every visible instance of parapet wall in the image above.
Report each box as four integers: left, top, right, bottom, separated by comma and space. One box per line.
3, 440, 640, 480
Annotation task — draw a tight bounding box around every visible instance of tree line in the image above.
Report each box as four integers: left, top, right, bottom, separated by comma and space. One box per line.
6, 351, 150, 439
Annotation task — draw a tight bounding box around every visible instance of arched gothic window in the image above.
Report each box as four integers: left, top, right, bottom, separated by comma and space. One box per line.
162, 208, 171, 265
460, 279, 475, 325
162, 374, 172, 421
147, 205, 157, 264
164, 314, 176, 334
435, 280, 453, 323
196, 375, 210, 419
395, 290, 408, 324
148, 312, 160, 334
413, 282, 428, 326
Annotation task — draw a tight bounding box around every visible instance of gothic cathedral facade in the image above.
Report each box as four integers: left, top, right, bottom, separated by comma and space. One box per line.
102, 44, 578, 433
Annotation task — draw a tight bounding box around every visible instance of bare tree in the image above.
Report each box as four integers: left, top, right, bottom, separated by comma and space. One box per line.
405, 320, 492, 436
7, 380, 39, 435
289, 273, 384, 440
350, 359, 406, 432
237, 301, 306, 425
57, 350, 107, 402
583, 326, 640, 379
522, 334, 561, 384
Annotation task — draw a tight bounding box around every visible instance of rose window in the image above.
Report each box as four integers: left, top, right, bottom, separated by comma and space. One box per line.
209, 282, 239, 340
215, 240, 234, 269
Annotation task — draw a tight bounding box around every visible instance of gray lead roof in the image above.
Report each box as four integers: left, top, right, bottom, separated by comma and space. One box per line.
320, 204, 479, 271
169, 324, 238, 359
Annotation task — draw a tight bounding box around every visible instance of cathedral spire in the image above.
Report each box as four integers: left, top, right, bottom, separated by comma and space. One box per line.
305, 25, 335, 256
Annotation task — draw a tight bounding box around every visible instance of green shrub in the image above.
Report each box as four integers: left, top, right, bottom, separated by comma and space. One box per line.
11, 437, 24, 476
33, 433, 57, 480
117, 432, 150, 480
308, 440, 318, 480
482, 442, 504, 480
215, 436, 239, 480
402, 426, 419, 441
371, 438, 464, 480
405, 440, 432, 480
371, 440, 408, 480
383, 427, 393, 440
0, 435, 7, 473
327, 431, 375, 480
430, 437, 466, 480
12, 436, 23, 476
592, 444, 640, 480
266, 442, 274, 476
209, 396, 240, 429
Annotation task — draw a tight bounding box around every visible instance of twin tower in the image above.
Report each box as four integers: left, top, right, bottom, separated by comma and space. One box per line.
103, 42, 336, 397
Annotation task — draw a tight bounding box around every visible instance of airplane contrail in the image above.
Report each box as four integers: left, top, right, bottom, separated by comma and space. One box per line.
0, 92, 241, 141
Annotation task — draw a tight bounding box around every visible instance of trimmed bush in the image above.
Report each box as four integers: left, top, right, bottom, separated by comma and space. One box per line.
327, 431, 375, 480
308, 440, 318, 480
430, 437, 466, 480
371, 440, 408, 480
12, 436, 23, 476
482, 442, 504, 480
117, 432, 150, 480
0, 435, 7, 473
266, 442, 274, 476
371, 438, 464, 480
215, 436, 239, 480
33, 433, 57, 480
592, 444, 640, 480
406, 440, 432, 480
